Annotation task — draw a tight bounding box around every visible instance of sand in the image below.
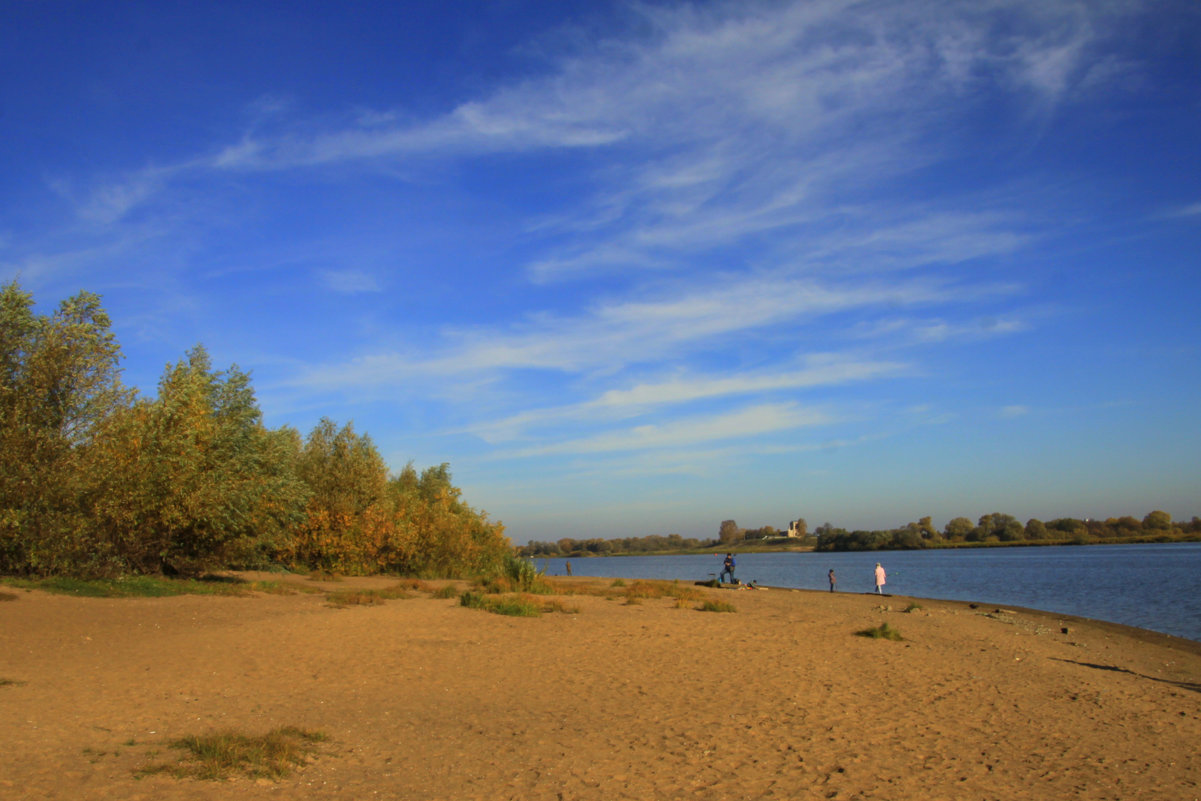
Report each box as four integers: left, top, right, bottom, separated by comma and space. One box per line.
1, 574, 1199, 801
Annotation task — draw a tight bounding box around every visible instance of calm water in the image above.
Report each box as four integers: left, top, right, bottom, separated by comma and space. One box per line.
538, 543, 1201, 643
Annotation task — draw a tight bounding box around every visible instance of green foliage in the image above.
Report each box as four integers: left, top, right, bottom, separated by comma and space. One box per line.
0, 574, 284, 598
502, 553, 551, 593
856, 622, 904, 640
0, 283, 133, 574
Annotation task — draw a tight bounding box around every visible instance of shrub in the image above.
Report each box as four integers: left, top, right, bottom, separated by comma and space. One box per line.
502, 553, 551, 594
856, 622, 904, 641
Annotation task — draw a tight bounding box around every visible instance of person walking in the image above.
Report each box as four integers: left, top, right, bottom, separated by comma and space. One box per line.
828, 568, 836, 592
874, 562, 887, 594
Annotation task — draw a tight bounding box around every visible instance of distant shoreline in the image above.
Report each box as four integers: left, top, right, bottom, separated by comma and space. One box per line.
540, 533, 1201, 559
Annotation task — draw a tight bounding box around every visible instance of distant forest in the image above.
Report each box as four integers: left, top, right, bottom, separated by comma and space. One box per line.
0, 282, 509, 579
519, 511, 1201, 557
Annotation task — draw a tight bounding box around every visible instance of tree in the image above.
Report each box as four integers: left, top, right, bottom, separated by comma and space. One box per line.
718, 519, 743, 544
84, 346, 308, 575
1143, 510, 1172, 530
1024, 518, 1048, 540
943, 517, 974, 540
0, 283, 132, 574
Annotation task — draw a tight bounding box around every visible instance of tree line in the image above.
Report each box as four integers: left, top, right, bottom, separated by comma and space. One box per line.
0, 282, 509, 578
520, 533, 716, 557
812, 511, 1201, 551
518, 509, 1199, 558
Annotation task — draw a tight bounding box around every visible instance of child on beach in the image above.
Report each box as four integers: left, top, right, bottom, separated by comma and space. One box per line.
828, 569, 836, 592
874, 563, 886, 594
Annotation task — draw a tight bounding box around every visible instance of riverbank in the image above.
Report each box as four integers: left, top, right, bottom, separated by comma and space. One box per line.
2, 574, 1198, 800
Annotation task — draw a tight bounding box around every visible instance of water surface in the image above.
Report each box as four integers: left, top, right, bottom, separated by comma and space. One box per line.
540, 543, 1201, 643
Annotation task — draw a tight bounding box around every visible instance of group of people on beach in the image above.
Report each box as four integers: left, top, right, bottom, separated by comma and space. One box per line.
825, 563, 887, 593
718, 555, 887, 594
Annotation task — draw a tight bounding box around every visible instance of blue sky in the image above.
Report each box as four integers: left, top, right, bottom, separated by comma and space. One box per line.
3, 1, 1199, 543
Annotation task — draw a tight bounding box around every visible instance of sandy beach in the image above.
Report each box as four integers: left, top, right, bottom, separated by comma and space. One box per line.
1, 574, 1198, 801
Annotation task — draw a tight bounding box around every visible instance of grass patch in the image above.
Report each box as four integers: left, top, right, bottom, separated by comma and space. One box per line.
904, 602, 923, 613
610, 578, 626, 587
430, 584, 458, 599
1, 677, 25, 687
459, 590, 577, 617
0, 590, 17, 602
624, 579, 704, 602
136, 726, 327, 781
855, 622, 904, 641
0, 575, 298, 599
697, 600, 737, 613
326, 585, 411, 607
460, 590, 540, 617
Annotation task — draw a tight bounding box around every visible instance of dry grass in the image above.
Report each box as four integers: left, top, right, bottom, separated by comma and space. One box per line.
136, 726, 328, 781
697, 600, 737, 613
325, 585, 412, 607
623, 580, 705, 603
856, 622, 904, 641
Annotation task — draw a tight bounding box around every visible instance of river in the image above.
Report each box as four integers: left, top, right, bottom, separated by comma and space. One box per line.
537, 542, 1201, 643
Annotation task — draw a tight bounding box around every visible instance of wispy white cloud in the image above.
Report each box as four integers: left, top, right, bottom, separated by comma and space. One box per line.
850, 314, 1029, 346
504, 402, 832, 457
320, 269, 381, 294
73, 0, 1132, 232
465, 357, 907, 443
1167, 201, 1201, 218
286, 270, 972, 394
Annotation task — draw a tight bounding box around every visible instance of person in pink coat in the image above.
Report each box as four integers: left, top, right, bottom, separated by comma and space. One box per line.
874, 562, 887, 594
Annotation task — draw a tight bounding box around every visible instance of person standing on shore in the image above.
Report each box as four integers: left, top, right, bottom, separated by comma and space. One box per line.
828, 569, 836, 592
720, 553, 736, 584
874, 562, 886, 594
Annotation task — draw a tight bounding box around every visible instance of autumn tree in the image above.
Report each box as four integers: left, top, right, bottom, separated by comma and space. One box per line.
0, 283, 132, 574
84, 347, 308, 575
718, 519, 743, 544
